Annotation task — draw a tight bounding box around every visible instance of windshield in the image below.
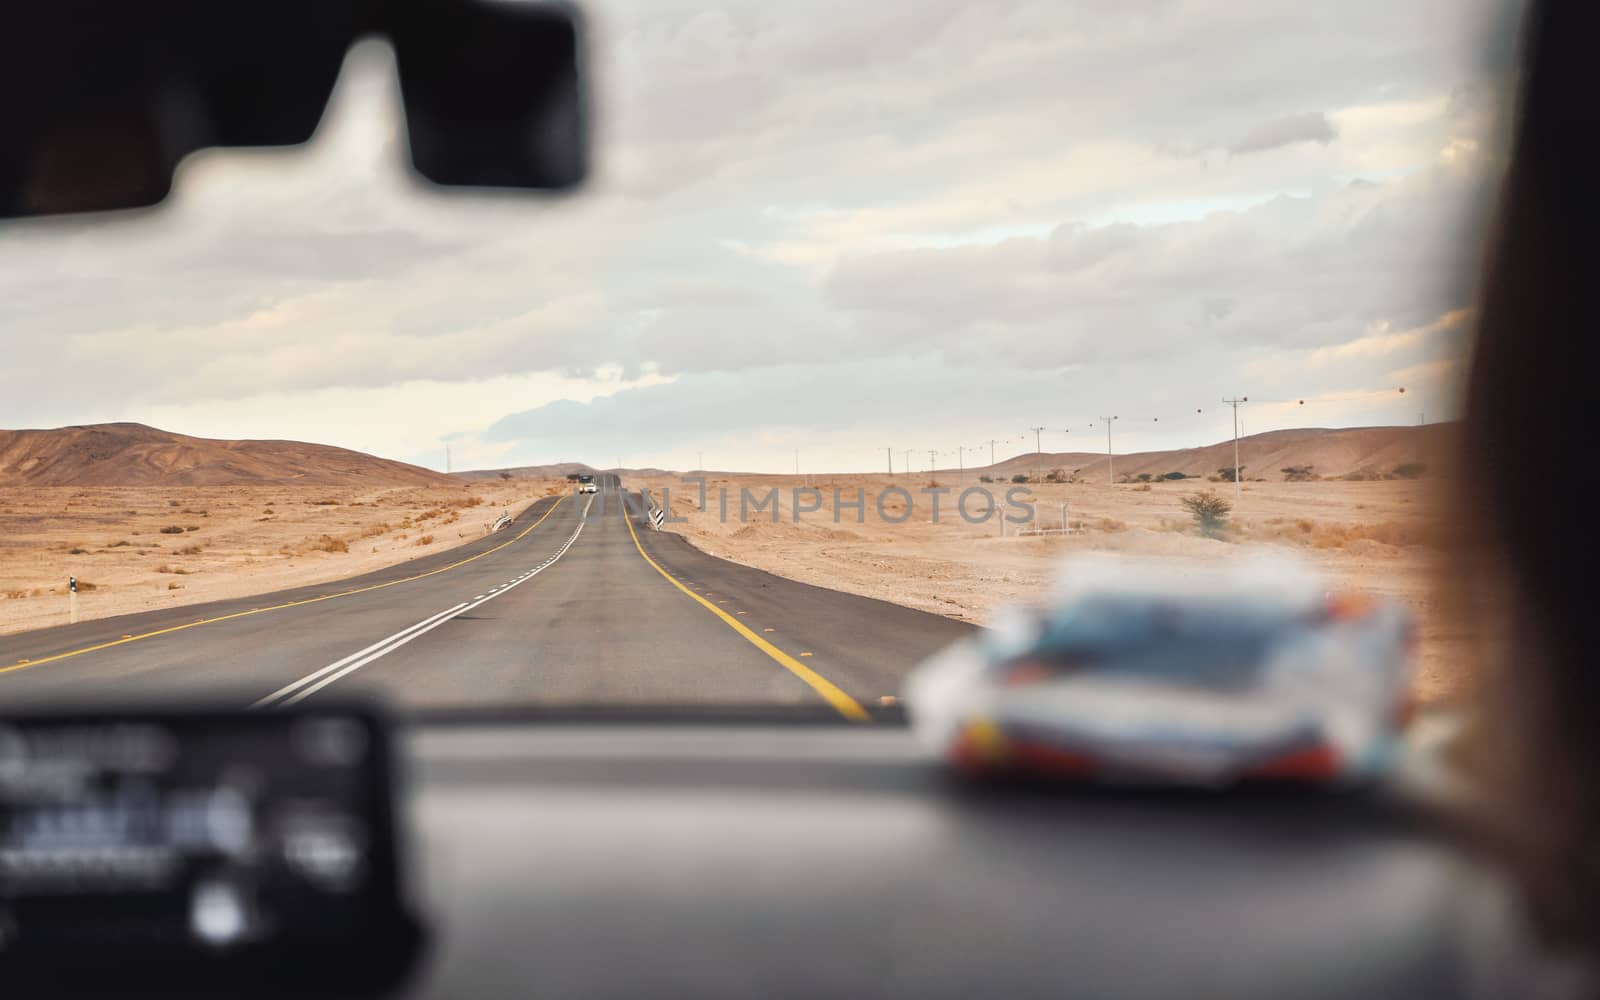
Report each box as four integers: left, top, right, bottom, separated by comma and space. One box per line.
0, 0, 1515, 718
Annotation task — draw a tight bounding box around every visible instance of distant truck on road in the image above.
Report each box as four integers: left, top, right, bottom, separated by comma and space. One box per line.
577, 474, 598, 494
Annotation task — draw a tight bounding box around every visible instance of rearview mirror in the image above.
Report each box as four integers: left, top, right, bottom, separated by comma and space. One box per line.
0, 0, 587, 219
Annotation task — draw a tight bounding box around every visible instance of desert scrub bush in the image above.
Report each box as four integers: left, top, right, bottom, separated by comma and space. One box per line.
1391, 463, 1427, 479
415, 535, 435, 546
5, 588, 28, 599
1180, 491, 1231, 538
311, 499, 340, 506
175, 544, 203, 556
1281, 465, 1317, 482
168, 500, 181, 507
314, 535, 349, 554
1340, 466, 1386, 482
159, 525, 185, 534
156, 564, 191, 575
68, 546, 88, 555
359, 523, 392, 539
979, 474, 994, 483
1011, 474, 1029, 484
168, 581, 183, 590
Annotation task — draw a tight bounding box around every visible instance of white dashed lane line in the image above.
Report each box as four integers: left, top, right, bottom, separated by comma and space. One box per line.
252, 496, 595, 709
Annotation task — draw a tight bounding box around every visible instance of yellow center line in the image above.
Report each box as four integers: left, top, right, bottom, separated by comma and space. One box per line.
619, 492, 869, 722
0, 496, 567, 676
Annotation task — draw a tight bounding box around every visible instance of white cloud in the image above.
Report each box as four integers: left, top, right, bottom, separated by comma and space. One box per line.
0, 0, 1522, 471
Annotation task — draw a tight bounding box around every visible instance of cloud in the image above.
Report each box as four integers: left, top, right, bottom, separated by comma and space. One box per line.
1229, 112, 1338, 155
0, 0, 1520, 471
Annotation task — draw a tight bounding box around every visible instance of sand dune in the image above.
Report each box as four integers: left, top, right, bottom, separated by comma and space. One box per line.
0, 423, 452, 488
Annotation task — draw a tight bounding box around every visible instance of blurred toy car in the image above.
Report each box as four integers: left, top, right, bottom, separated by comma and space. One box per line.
904, 555, 1416, 786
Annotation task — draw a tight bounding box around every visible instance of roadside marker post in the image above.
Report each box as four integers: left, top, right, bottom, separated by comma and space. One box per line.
68, 576, 78, 624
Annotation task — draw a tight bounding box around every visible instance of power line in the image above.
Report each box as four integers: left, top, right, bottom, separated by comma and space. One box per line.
1222, 396, 1247, 501
1098, 416, 1118, 484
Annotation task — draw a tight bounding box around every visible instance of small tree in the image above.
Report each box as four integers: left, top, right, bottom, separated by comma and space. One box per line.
979, 474, 994, 483
499, 471, 514, 481
1180, 491, 1232, 538
1011, 473, 1029, 484
1391, 462, 1427, 479
1217, 466, 1246, 483
1162, 471, 1187, 480
1281, 465, 1316, 482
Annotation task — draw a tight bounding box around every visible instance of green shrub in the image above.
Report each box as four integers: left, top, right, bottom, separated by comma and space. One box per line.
1180, 491, 1232, 538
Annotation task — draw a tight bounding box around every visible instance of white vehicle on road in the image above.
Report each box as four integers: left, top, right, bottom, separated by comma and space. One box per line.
577, 475, 599, 494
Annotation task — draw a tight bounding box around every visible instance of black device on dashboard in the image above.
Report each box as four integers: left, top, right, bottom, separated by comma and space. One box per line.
0, 705, 423, 998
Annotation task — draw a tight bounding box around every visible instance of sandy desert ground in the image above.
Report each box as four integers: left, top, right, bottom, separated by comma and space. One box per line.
635, 471, 1486, 704
0, 479, 564, 636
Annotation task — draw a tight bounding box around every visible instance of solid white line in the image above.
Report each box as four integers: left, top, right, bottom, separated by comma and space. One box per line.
254, 496, 594, 710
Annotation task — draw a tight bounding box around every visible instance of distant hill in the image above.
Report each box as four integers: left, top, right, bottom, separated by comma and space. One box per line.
977, 424, 1455, 482
0, 423, 454, 488
455, 462, 673, 481
456, 425, 1454, 483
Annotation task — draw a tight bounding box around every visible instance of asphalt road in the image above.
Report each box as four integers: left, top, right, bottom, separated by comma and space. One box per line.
0, 478, 974, 718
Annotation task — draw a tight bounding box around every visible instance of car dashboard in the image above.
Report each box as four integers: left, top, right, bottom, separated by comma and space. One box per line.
396, 720, 1548, 1000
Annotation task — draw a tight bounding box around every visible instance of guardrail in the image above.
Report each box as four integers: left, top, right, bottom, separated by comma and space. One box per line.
491, 512, 512, 533
644, 492, 666, 530
1015, 502, 1083, 537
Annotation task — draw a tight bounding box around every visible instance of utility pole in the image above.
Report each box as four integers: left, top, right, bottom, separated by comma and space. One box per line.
957, 445, 964, 480
886, 447, 893, 475
1030, 426, 1046, 484
927, 449, 937, 477
1222, 397, 1248, 501
445, 443, 452, 474
1098, 416, 1118, 484
795, 449, 799, 477
903, 449, 913, 476
987, 439, 997, 470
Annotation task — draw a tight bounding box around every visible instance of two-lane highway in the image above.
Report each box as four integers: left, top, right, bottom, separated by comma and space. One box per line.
0, 479, 974, 717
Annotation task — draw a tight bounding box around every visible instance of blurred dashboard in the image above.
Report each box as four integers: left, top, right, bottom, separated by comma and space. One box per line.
400, 722, 1547, 1000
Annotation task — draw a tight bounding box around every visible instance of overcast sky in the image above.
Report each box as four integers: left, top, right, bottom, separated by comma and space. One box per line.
0, 0, 1521, 473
